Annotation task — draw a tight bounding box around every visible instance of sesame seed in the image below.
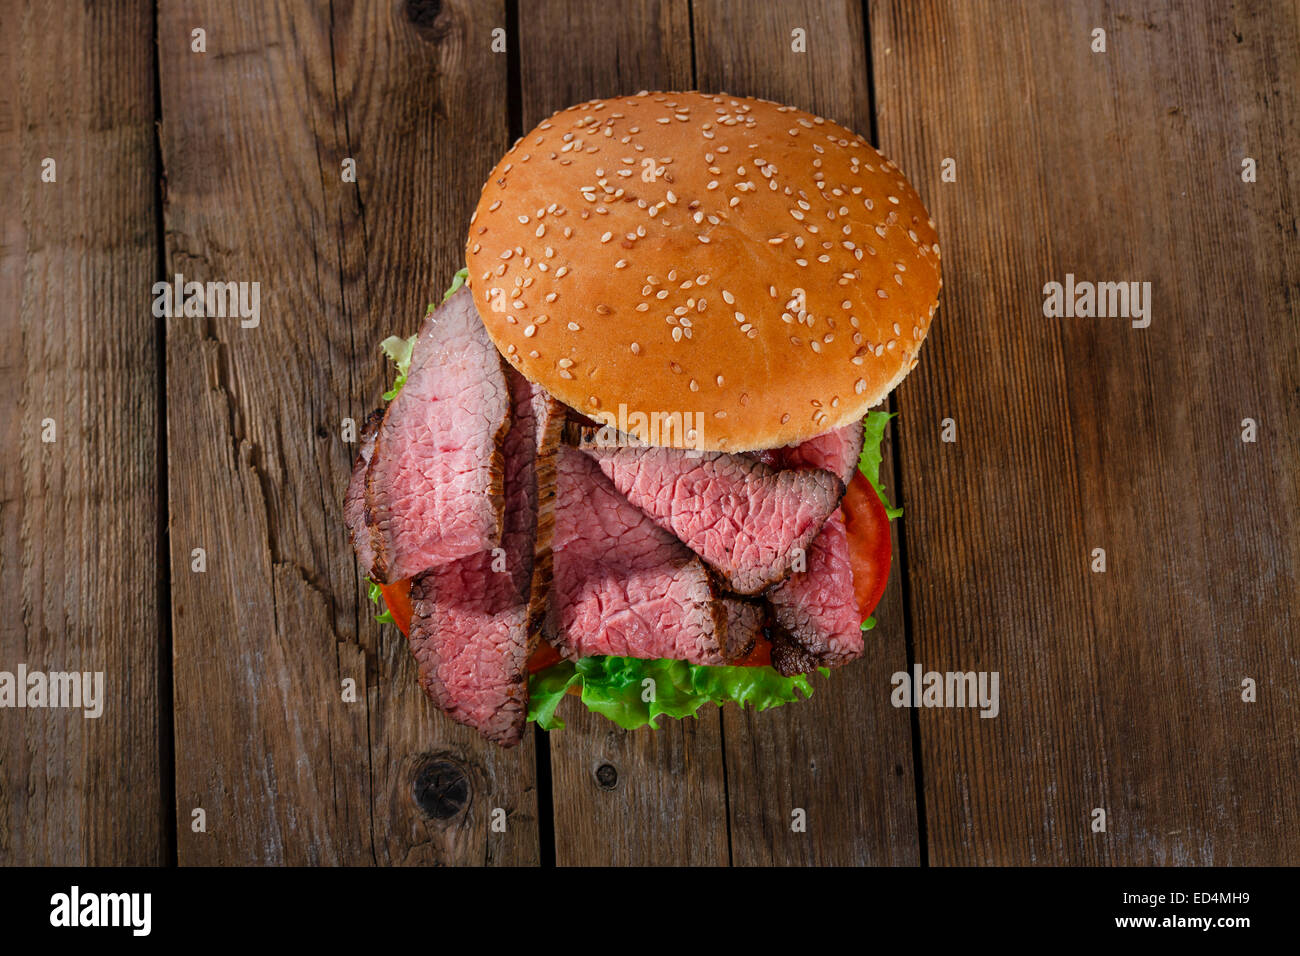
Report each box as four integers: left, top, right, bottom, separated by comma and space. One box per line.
556, 266, 569, 277
524, 325, 536, 337
567, 322, 581, 331
630, 341, 641, 354
722, 290, 735, 304
615, 259, 628, 269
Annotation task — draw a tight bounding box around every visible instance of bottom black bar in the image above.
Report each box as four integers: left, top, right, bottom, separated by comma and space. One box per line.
0, 865, 1277, 942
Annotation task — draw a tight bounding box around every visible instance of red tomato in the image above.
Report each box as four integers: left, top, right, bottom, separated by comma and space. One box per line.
730, 637, 773, 668
526, 640, 563, 674
842, 470, 893, 621
378, 579, 413, 636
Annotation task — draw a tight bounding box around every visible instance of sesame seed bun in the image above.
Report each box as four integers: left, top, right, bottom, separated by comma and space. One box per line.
465, 91, 941, 452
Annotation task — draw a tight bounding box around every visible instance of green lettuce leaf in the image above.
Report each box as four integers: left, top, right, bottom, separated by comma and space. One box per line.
857, 410, 904, 519
381, 268, 470, 401
528, 656, 820, 731
367, 580, 394, 625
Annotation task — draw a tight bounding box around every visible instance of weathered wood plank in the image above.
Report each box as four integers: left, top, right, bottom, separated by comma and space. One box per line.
159, 0, 535, 864
692, 0, 922, 866
0, 0, 164, 865
871, 0, 1300, 864
516, 0, 733, 867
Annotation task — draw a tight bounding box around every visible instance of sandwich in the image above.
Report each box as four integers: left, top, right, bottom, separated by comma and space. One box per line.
344, 91, 940, 746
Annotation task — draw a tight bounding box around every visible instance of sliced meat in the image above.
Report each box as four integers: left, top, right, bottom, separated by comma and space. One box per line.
768, 627, 825, 677
547, 446, 729, 665
766, 508, 864, 676
405, 368, 539, 747
578, 443, 843, 594
720, 596, 763, 661
344, 407, 384, 577
526, 389, 566, 641
365, 287, 510, 583
754, 421, 864, 487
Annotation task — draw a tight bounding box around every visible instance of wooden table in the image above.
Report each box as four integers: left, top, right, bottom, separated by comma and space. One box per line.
2, 0, 1296, 866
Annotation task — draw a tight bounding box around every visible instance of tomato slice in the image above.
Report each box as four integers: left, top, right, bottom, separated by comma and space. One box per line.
378, 579, 413, 636
526, 640, 563, 674
376, 470, 892, 672
842, 470, 892, 621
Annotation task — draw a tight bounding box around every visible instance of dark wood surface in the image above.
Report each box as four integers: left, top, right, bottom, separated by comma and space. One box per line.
0, 0, 165, 866
873, 0, 1300, 865
0, 0, 1295, 865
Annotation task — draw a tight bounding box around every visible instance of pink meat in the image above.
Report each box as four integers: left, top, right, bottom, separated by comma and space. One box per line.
753, 422, 864, 487
406, 369, 539, 747
547, 447, 728, 665
766, 508, 864, 675
365, 288, 510, 583
579, 444, 843, 594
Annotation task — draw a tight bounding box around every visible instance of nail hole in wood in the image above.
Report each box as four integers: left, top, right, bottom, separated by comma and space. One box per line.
594, 763, 618, 790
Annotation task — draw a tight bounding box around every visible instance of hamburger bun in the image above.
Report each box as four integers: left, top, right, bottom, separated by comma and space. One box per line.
465, 91, 941, 451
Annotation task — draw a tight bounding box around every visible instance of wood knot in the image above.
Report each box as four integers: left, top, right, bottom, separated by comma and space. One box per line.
405, 0, 450, 41
412, 754, 471, 819
594, 763, 618, 790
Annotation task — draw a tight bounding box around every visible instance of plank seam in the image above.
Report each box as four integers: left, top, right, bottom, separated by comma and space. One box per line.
862, 0, 929, 868
506, 0, 556, 869
151, 0, 179, 870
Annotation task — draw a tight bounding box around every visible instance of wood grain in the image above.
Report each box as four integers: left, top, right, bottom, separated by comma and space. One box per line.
516, 0, 735, 867
870, 0, 1300, 864
158, 0, 536, 865
692, 0, 921, 866
0, 0, 164, 866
